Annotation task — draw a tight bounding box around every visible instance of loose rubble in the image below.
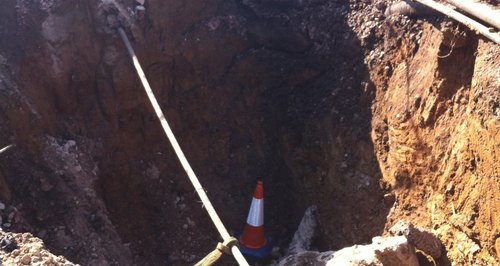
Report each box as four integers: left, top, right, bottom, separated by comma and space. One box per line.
0, 231, 77, 265
278, 235, 419, 266
277, 208, 431, 266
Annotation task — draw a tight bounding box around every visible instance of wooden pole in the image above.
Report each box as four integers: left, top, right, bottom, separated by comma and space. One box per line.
117, 28, 249, 266
0, 145, 14, 155
414, 0, 500, 44
445, 0, 500, 29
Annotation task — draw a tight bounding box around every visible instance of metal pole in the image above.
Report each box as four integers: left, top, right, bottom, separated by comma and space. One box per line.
117, 28, 249, 266
414, 0, 500, 44
445, 0, 500, 29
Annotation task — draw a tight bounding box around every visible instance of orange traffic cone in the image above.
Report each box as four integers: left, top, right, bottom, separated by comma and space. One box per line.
238, 180, 273, 259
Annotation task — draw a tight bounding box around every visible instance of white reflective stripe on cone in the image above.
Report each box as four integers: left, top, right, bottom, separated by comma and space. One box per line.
246, 198, 264, 226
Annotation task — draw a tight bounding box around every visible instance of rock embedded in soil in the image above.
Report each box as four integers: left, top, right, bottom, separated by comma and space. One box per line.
20, 254, 31, 264
0, 234, 18, 252
326, 236, 419, 266
384, 1, 434, 18
389, 221, 442, 259
278, 235, 419, 265
383, 193, 396, 206
286, 205, 318, 256
280, 213, 422, 265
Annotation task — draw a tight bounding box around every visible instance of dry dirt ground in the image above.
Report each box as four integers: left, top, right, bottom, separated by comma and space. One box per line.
0, 0, 498, 265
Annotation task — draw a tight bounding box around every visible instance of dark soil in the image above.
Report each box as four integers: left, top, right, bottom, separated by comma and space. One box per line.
0, 0, 498, 265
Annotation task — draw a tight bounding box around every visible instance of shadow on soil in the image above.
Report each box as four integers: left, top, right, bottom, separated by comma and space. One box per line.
0, 0, 391, 265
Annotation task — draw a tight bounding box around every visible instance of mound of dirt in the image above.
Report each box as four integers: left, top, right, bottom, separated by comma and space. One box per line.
0, 230, 76, 265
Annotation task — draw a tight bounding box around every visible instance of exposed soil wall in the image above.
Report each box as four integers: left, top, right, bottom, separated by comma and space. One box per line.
370, 22, 500, 265
0, 0, 498, 265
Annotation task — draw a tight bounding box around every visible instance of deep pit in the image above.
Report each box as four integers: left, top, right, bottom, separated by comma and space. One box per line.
0, 0, 498, 265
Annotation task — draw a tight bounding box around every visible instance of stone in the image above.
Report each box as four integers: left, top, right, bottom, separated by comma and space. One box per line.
0, 202, 5, 210
389, 221, 442, 259
287, 206, 318, 255
326, 236, 418, 266
20, 254, 31, 265
66, 140, 76, 147
383, 193, 396, 206
136, 0, 145, 5
279, 236, 418, 265
0, 235, 18, 252
279, 251, 333, 265
11, 249, 20, 257
384, 1, 434, 18
32, 246, 41, 257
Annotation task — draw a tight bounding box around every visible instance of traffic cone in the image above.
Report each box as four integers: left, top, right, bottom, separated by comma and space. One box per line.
238, 180, 273, 259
